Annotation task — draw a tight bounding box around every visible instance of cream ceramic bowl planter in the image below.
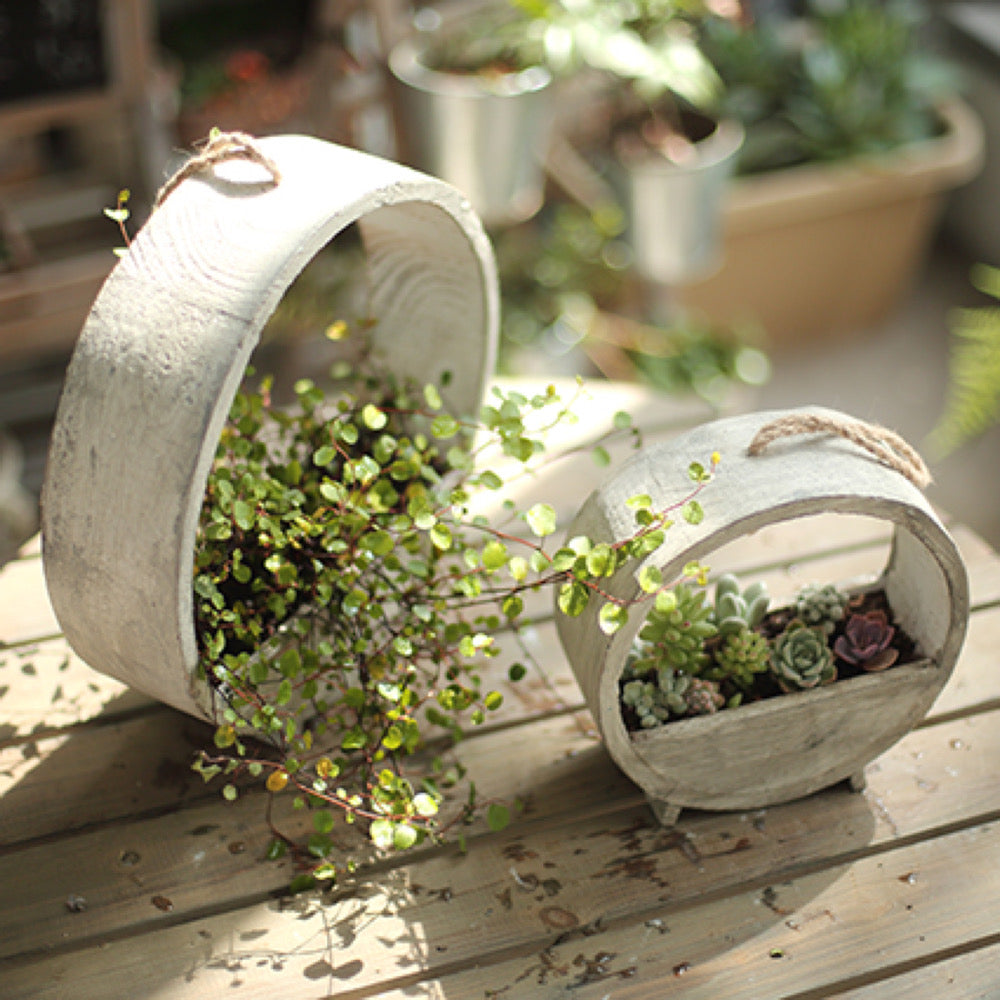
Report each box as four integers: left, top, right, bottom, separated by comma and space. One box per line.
41, 135, 499, 724
556, 407, 969, 825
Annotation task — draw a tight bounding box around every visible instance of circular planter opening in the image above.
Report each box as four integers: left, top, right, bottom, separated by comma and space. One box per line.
41, 136, 499, 723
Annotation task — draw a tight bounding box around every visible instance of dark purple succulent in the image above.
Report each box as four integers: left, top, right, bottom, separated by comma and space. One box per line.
834, 610, 898, 672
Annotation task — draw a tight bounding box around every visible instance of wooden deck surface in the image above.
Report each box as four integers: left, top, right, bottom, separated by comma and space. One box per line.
2, 382, 1000, 999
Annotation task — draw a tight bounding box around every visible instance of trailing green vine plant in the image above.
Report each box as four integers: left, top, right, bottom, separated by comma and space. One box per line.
191, 351, 715, 887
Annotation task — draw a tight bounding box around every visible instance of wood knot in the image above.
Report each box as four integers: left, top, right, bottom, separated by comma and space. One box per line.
747, 413, 931, 489
155, 130, 282, 208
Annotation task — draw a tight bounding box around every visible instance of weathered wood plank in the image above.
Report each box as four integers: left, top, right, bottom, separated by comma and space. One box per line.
930, 604, 1000, 718
0, 552, 59, 646
836, 941, 1000, 999
0, 711, 616, 960
0, 506, 986, 664
0, 638, 139, 743
0, 527, 989, 752
5, 574, 1000, 848
0, 709, 216, 846
369, 822, 1000, 1000
0, 515, 904, 751
4, 492, 979, 749
3, 359, 997, 1000
950, 523, 1000, 608
3, 701, 999, 991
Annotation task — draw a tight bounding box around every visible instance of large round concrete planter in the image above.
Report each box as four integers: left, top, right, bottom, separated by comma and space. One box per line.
556, 407, 969, 824
389, 34, 553, 227
41, 137, 499, 723
677, 99, 984, 349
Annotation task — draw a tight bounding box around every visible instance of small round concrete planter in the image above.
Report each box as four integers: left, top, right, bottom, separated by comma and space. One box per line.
41, 136, 499, 724
389, 34, 554, 227
556, 407, 969, 825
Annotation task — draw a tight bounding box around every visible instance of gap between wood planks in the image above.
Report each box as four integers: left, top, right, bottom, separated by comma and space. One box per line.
781, 932, 1000, 1000
834, 938, 1000, 999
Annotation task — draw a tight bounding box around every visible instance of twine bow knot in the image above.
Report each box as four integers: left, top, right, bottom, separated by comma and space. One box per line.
155, 130, 282, 208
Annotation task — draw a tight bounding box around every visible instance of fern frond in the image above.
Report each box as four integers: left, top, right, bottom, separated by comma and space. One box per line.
929, 265, 1000, 457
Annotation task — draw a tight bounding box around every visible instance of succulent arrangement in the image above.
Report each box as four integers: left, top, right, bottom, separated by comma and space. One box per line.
620, 573, 915, 730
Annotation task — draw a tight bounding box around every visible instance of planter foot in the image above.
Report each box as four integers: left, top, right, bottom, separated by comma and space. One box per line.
646, 795, 682, 827
848, 769, 868, 793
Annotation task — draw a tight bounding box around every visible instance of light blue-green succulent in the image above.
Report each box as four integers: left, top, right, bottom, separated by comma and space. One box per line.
621, 677, 668, 727
712, 574, 770, 637
794, 583, 849, 636
770, 619, 837, 692
621, 663, 723, 727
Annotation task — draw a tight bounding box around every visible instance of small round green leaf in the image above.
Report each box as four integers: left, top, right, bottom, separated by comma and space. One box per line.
487, 803, 511, 832
525, 503, 557, 538
362, 404, 388, 430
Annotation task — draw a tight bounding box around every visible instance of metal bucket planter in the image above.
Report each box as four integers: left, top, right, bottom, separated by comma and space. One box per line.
41, 135, 499, 723
556, 407, 969, 825
388, 34, 554, 228
610, 116, 744, 286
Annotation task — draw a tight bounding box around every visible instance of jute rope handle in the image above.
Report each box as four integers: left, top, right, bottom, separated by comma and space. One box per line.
748, 413, 932, 490
155, 130, 282, 208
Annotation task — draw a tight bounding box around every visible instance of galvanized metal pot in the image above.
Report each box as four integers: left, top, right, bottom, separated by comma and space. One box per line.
612, 116, 744, 286
389, 34, 554, 227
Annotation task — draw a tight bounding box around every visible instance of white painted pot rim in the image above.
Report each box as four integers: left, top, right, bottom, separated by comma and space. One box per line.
615, 117, 746, 176
389, 34, 552, 98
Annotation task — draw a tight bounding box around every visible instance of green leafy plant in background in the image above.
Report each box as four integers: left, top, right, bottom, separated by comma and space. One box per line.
702, 0, 959, 174
515, 0, 723, 110
422, 0, 724, 114
494, 203, 769, 402
192, 353, 715, 886
930, 264, 1000, 456
429, 0, 956, 168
